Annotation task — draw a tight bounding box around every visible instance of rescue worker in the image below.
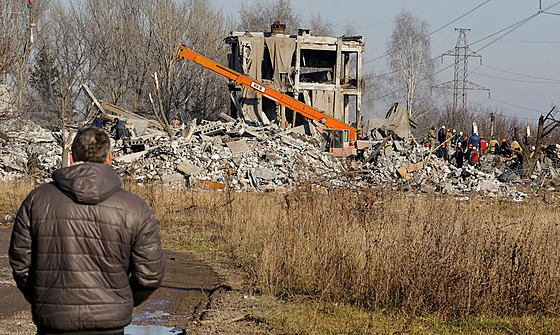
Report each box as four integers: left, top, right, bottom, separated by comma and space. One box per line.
510, 137, 522, 158
530, 145, 536, 158
438, 126, 446, 145
92, 112, 103, 129
422, 137, 430, 148
480, 136, 488, 155
445, 128, 453, 146
467, 143, 474, 165
440, 143, 449, 161
451, 129, 458, 148
459, 136, 469, 152
428, 127, 436, 149
468, 132, 481, 151
489, 136, 499, 154
497, 138, 510, 157
443, 128, 453, 158
455, 137, 465, 168
467, 133, 481, 166
456, 131, 464, 148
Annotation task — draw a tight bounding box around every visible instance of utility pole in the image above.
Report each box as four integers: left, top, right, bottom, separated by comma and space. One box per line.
16, 0, 36, 112
490, 112, 495, 138
26, 0, 36, 46
435, 28, 489, 115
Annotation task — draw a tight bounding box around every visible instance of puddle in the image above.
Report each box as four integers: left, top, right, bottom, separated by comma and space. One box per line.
132, 309, 172, 322
124, 324, 183, 334
132, 300, 173, 323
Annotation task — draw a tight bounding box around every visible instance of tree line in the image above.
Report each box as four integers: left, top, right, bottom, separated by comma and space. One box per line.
1, 0, 554, 145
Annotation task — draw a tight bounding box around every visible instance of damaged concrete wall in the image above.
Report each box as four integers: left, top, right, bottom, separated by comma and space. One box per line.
226, 26, 365, 129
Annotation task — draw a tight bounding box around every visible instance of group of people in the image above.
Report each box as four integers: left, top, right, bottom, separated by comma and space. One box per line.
421, 125, 525, 168
92, 112, 131, 140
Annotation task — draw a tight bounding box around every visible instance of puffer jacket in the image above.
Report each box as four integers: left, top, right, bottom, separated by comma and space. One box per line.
9, 162, 165, 334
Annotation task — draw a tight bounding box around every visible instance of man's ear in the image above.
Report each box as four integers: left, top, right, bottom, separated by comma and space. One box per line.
70, 153, 75, 164
106, 152, 113, 166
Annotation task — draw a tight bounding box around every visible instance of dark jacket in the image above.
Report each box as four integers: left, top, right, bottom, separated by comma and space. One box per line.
468, 135, 481, 150
9, 162, 165, 334
438, 128, 446, 143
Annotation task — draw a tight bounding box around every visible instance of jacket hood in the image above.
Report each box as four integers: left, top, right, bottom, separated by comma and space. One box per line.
52, 163, 122, 205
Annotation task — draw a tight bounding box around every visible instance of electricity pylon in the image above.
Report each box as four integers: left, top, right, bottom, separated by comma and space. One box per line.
435, 28, 489, 114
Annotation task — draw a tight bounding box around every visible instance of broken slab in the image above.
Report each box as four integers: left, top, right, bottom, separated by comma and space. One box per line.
113, 151, 147, 163
251, 167, 285, 180
226, 139, 250, 154
177, 160, 203, 176
161, 173, 186, 186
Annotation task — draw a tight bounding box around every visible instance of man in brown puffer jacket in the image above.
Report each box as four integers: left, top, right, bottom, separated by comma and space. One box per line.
9, 127, 165, 335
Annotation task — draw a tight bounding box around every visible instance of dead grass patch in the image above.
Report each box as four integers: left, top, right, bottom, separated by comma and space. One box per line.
2, 180, 560, 332
125, 182, 560, 318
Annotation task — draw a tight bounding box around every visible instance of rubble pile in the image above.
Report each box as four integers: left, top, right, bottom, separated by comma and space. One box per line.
363, 142, 520, 197
112, 125, 357, 191
0, 118, 558, 198
0, 129, 62, 180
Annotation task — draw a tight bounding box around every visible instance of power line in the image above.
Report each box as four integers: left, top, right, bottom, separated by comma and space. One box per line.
471, 70, 560, 84
363, 0, 489, 65
471, 0, 560, 52
359, 0, 440, 29
429, 0, 490, 35
488, 97, 544, 114
472, 13, 540, 52
469, 32, 560, 44
482, 64, 560, 81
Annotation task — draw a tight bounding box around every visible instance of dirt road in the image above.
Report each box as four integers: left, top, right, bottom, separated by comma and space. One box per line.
0, 226, 266, 334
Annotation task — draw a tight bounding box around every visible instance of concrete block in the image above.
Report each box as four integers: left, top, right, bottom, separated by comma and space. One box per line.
177, 160, 203, 176
227, 139, 250, 154
252, 167, 284, 180
114, 151, 146, 163
161, 173, 185, 186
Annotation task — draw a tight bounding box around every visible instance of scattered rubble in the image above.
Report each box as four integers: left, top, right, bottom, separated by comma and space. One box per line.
0, 117, 559, 198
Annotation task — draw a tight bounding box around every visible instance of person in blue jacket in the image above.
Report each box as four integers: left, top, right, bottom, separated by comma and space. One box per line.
468, 132, 481, 151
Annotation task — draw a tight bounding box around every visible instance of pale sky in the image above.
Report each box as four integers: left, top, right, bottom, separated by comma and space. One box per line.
212, 0, 560, 122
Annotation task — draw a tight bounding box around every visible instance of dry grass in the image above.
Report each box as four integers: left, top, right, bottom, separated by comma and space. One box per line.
126, 181, 560, 318
3, 180, 560, 323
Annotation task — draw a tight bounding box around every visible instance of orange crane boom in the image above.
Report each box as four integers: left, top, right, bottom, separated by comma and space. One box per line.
175, 44, 357, 140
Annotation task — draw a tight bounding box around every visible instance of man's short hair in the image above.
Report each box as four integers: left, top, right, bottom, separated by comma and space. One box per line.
71, 127, 111, 163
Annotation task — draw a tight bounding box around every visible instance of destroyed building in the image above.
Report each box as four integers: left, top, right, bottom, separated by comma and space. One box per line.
0, 23, 555, 201
225, 22, 365, 130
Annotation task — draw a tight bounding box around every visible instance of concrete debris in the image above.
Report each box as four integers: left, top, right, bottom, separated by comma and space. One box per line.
226, 139, 250, 154
1, 118, 560, 198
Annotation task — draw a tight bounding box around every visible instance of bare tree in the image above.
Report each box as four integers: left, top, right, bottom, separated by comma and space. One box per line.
0, 0, 31, 125
23, 0, 231, 141
239, 0, 300, 33
385, 9, 435, 118
513, 106, 560, 177
309, 12, 335, 36
72, 0, 230, 123
169, 0, 232, 121
37, 1, 106, 166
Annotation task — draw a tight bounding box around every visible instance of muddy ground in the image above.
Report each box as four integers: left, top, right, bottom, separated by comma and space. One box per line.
0, 226, 270, 334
